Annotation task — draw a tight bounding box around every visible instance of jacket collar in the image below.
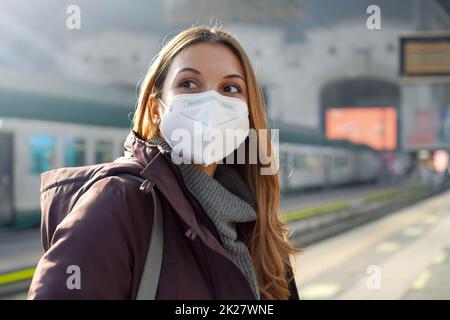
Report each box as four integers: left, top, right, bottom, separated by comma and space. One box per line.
123, 130, 235, 259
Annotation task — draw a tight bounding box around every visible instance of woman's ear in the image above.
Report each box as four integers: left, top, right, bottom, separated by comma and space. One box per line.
148, 95, 161, 124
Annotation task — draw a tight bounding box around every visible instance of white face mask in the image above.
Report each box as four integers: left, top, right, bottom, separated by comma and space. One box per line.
159, 90, 249, 166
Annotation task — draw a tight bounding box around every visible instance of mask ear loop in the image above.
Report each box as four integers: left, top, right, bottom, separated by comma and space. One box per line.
158, 98, 170, 112
152, 97, 169, 126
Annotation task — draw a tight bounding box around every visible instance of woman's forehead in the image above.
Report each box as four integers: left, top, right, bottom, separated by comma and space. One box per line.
168, 42, 244, 77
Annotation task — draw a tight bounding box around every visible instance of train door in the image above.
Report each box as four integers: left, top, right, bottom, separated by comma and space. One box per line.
0, 132, 14, 226
280, 148, 291, 191
323, 149, 332, 187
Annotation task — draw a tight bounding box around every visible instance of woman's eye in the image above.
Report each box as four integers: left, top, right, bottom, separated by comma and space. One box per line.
178, 80, 197, 88
224, 84, 241, 93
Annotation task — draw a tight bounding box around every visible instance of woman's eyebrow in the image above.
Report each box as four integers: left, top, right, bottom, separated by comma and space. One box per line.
223, 73, 245, 82
174, 67, 245, 82
175, 67, 201, 77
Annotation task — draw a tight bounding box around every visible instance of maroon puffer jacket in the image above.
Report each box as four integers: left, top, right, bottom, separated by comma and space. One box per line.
28, 130, 299, 300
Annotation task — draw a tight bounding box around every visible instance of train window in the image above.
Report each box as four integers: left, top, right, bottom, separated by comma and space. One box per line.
64, 138, 86, 167
95, 140, 113, 163
295, 155, 305, 168
306, 155, 314, 169
29, 135, 56, 175
314, 155, 322, 169
313, 154, 321, 170
334, 155, 342, 167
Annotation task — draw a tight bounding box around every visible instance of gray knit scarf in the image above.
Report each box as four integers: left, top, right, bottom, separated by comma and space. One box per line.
147, 136, 260, 300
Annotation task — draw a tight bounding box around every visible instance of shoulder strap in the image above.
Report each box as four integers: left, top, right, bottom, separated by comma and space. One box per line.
116, 174, 164, 300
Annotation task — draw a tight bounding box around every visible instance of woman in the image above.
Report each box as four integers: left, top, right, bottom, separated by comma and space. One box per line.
28, 24, 299, 300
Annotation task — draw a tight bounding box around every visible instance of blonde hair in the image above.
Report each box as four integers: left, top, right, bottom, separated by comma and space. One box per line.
132, 22, 299, 299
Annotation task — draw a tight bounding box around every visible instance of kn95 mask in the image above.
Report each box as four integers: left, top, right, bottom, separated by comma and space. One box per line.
158, 90, 249, 166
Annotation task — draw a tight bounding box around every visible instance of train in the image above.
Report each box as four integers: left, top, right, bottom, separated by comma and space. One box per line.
277, 123, 383, 191
0, 84, 383, 229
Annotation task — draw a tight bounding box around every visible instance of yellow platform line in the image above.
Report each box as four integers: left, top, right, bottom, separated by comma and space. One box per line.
0, 267, 35, 285
411, 270, 432, 290
433, 250, 447, 265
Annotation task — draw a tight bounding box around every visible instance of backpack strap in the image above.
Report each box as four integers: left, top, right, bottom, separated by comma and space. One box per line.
117, 174, 163, 300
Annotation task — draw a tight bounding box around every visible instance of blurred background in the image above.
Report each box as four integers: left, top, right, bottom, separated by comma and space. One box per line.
1, 0, 450, 299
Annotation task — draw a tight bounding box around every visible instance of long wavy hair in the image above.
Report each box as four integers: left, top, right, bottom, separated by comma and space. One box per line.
132, 23, 299, 299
